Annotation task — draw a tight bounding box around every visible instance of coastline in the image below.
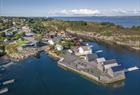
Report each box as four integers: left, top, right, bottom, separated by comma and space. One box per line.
67, 30, 140, 52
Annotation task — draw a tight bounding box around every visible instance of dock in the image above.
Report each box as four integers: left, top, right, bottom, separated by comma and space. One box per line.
124, 66, 139, 72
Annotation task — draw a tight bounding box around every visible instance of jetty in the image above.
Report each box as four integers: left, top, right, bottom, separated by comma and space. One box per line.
124, 66, 139, 72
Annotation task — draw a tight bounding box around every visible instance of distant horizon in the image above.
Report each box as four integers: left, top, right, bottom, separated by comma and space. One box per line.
1, 0, 140, 17
1, 15, 140, 18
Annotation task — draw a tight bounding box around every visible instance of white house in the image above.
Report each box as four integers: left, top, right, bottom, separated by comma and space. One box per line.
78, 46, 92, 55
68, 49, 73, 54
55, 44, 63, 51
48, 39, 54, 45
96, 57, 106, 64
103, 59, 119, 70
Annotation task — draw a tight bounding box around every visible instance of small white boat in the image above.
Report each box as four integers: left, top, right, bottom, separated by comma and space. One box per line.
2, 79, 15, 85
0, 88, 8, 94
95, 50, 103, 53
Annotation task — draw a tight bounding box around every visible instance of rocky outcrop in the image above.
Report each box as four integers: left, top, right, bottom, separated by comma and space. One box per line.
67, 30, 140, 51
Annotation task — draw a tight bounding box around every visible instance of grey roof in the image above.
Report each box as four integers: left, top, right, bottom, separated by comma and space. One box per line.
112, 65, 124, 72
103, 59, 117, 65
80, 46, 91, 51
63, 53, 77, 64
86, 53, 98, 62
49, 32, 56, 35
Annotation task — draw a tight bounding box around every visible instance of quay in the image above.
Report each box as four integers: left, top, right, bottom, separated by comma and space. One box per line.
58, 61, 99, 82
57, 51, 126, 84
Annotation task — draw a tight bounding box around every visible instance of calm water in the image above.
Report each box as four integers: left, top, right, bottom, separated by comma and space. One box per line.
2, 41, 140, 95
54, 16, 140, 27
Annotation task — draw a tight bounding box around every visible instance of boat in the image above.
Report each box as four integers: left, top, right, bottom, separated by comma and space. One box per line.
2, 79, 15, 85
0, 88, 8, 94
95, 50, 103, 53
2, 62, 15, 68
0, 66, 6, 73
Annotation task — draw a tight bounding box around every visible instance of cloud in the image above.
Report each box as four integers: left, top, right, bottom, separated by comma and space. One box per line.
110, 9, 140, 16
60, 9, 101, 16
50, 9, 140, 16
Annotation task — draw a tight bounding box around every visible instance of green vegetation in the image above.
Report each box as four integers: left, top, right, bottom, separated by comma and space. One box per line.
0, 43, 6, 56
5, 40, 28, 55
0, 16, 140, 55
60, 39, 75, 49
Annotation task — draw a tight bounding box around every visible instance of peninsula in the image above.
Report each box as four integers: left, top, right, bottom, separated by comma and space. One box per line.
0, 17, 139, 84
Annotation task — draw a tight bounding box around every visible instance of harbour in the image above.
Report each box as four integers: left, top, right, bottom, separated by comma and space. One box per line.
0, 41, 140, 95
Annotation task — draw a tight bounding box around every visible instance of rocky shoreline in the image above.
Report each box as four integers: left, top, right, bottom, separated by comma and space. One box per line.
67, 30, 140, 52
3, 46, 48, 62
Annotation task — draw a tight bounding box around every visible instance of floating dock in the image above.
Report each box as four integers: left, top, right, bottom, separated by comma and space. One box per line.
124, 66, 139, 72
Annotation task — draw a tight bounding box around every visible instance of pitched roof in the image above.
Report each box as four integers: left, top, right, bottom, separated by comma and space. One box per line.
112, 65, 124, 72
79, 46, 91, 51
86, 53, 98, 62
96, 57, 106, 63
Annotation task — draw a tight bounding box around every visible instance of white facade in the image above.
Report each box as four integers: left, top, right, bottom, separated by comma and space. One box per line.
55, 44, 63, 51
104, 63, 118, 70
78, 46, 92, 55
96, 57, 106, 64
48, 39, 54, 45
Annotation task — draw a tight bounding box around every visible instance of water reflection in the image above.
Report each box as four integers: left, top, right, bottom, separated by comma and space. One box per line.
107, 81, 125, 88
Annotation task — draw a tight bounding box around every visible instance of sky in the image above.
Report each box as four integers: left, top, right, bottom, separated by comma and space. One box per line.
0, 0, 140, 17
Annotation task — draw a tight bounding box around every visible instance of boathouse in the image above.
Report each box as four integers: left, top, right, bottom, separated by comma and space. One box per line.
108, 65, 125, 77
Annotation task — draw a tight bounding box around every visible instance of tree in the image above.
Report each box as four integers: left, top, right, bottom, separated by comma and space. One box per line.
0, 44, 5, 56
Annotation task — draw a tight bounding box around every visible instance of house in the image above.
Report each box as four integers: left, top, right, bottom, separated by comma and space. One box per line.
85, 53, 98, 62
68, 49, 73, 54
78, 46, 92, 55
25, 32, 34, 37
55, 44, 63, 51
48, 39, 55, 45
96, 57, 106, 71
48, 31, 57, 38
5, 31, 13, 36
48, 36, 62, 45
96, 57, 106, 64
23, 32, 35, 41
103, 59, 119, 70
22, 26, 31, 32
4, 39, 8, 42
108, 65, 125, 77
